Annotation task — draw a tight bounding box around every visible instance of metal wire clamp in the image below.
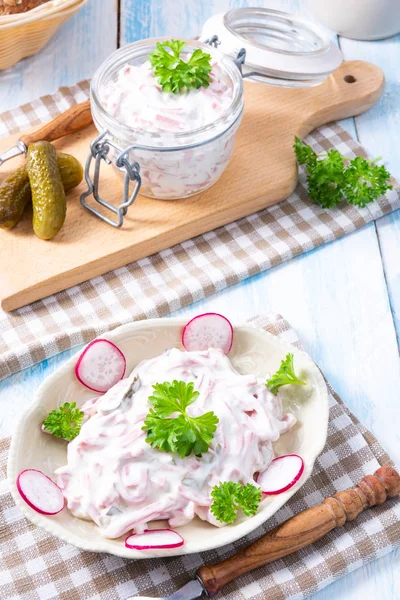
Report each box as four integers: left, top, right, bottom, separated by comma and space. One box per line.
204, 35, 247, 74
80, 131, 141, 228
205, 35, 261, 79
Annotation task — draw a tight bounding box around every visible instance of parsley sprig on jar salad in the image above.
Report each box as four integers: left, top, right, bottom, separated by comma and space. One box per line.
17, 313, 307, 552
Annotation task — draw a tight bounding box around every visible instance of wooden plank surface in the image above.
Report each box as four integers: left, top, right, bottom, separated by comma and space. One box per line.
104, 0, 400, 597
0, 60, 385, 310
0, 0, 399, 598
338, 35, 400, 345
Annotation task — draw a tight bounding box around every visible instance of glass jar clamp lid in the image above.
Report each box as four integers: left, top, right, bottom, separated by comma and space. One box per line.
200, 7, 343, 87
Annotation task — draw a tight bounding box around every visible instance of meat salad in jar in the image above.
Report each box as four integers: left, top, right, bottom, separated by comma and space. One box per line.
90, 38, 244, 200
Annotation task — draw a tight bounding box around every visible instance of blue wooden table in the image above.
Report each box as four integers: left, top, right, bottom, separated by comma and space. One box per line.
0, 1, 399, 598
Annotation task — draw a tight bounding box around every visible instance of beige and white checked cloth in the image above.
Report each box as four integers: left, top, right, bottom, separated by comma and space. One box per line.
1, 82, 400, 380
0, 313, 399, 600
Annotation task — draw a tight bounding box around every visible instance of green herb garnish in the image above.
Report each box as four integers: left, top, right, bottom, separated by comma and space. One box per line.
294, 136, 392, 209
266, 353, 306, 396
42, 401, 84, 441
142, 380, 218, 458
149, 39, 212, 94
210, 482, 262, 524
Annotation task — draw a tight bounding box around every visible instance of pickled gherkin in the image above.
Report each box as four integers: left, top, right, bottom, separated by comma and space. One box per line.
57, 152, 84, 192
27, 142, 66, 240
0, 151, 83, 230
0, 167, 30, 229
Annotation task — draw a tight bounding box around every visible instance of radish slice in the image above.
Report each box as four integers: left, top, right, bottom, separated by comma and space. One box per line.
182, 313, 233, 354
16, 469, 65, 515
125, 529, 184, 550
257, 454, 304, 495
75, 339, 126, 393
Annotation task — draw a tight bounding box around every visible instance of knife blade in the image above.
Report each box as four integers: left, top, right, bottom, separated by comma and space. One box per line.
129, 578, 206, 600
0, 140, 27, 168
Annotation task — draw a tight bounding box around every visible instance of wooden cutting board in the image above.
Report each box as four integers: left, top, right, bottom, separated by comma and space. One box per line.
0, 60, 384, 312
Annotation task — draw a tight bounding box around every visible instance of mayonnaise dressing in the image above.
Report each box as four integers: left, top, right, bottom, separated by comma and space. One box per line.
56, 348, 296, 539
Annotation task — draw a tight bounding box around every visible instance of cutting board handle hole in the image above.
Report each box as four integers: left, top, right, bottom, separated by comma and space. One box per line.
344, 75, 356, 84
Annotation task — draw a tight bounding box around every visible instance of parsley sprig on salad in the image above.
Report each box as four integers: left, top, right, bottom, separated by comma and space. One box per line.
42, 402, 84, 441
266, 353, 306, 396
149, 39, 212, 93
143, 380, 219, 458
294, 136, 392, 209
211, 482, 262, 524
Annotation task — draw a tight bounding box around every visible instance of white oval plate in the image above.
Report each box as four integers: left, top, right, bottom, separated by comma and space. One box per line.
8, 318, 328, 559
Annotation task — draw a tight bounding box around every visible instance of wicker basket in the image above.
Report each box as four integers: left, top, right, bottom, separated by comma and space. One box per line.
0, 0, 89, 71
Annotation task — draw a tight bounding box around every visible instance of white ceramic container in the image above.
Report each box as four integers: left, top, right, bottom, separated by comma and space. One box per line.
308, 0, 400, 40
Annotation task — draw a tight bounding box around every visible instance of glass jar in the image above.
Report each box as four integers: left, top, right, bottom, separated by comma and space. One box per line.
82, 8, 342, 227
90, 39, 244, 202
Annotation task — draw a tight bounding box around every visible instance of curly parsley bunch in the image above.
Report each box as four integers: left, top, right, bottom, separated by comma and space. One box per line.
142, 380, 219, 458
149, 39, 212, 94
294, 137, 392, 209
210, 482, 262, 524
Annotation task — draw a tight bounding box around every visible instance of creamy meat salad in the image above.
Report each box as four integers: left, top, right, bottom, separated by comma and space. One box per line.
56, 348, 296, 539
102, 61, 233, 133
99, 58, 241, 199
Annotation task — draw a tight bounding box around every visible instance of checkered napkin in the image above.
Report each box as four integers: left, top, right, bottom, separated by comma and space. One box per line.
1, 313, 399, 600
1, 83, 400, 381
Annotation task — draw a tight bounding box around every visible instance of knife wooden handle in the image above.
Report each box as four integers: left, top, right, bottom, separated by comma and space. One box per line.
198, 466, 400, 596
20, 100, 92, 148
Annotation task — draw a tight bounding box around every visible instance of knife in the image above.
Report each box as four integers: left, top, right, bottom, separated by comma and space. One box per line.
129, 466, 399, 599
0, 100, 92, 168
